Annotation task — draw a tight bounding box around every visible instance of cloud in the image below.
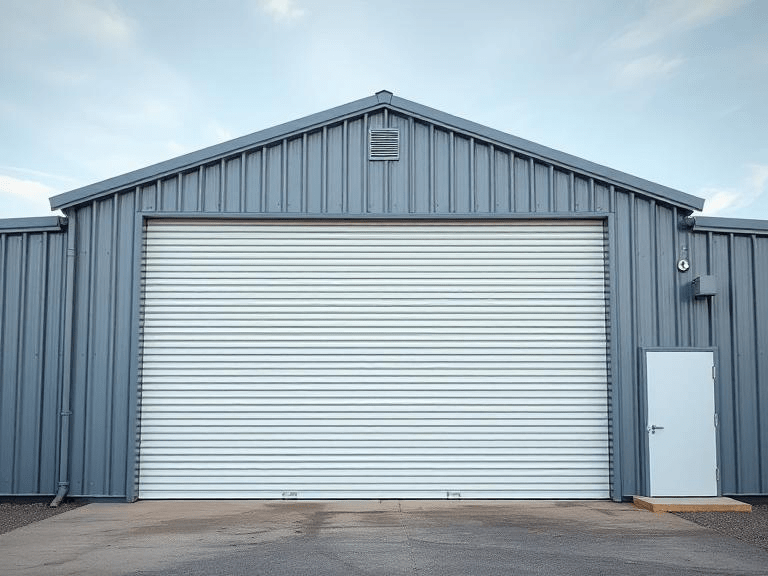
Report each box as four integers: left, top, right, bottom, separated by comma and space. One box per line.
0, 0, 214, 189
208, 121, 235, 144
614, 0, 750, 51
0, 0, 135, 52
615, 54, 686, 88
606, 0, 751, 90
0, 174, 56, 217
259, 0, 305, 22
700, 189, 743, 214
748, 163, 768, 190
0, 174, 53, 201
68, 0, 135, 46
699, 163, 768, 215
0, 166, 78, 186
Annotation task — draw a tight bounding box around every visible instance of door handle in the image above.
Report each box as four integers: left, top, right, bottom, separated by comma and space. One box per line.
648, 425, 665, 434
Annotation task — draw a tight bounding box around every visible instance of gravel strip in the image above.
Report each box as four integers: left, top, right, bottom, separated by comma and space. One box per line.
0, 498, 85, 535
674, 499, 768, 552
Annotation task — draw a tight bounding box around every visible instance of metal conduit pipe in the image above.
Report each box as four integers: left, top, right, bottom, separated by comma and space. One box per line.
50, 213, 76, 508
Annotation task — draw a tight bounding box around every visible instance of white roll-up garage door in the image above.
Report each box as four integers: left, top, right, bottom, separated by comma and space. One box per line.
138, 220, 610, 499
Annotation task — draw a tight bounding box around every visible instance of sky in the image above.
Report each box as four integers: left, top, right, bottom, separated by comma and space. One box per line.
1, 0, 766, 219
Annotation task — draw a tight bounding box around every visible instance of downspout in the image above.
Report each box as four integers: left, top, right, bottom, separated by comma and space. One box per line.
50, 212, 76, 507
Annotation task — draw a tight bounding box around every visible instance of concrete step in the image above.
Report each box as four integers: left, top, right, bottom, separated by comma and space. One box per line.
633, 496, 752, 513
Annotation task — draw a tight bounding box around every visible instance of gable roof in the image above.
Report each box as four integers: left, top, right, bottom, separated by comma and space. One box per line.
50, 90, 705, 212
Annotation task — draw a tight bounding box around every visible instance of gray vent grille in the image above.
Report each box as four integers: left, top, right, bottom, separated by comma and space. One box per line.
369, 129, 400, 160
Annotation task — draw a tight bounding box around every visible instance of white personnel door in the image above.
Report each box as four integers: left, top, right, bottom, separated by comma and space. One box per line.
646, 350, 718, 497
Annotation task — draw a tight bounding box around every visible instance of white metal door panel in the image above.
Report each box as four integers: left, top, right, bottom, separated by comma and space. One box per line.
138, 221, 610, 499
646, 350, 717, 496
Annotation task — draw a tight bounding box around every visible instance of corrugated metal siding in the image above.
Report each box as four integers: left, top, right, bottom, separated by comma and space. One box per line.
55, 105, 768, 499
0, 229, 67, 495
67, 193, 137, 497
689, 231, 768, 494
138, 221, 609, 498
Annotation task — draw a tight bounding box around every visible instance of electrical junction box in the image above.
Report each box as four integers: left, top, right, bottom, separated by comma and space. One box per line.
693, 275, 717, 298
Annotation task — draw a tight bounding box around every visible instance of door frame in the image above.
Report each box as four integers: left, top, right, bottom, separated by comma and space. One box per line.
126, 212, 618, 501
639, 347, 721, 497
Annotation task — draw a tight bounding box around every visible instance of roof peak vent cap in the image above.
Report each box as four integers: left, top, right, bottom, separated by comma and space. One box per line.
375, 90, 393, 104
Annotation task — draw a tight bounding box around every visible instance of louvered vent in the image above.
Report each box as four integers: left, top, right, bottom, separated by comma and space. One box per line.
369, 129, 400, 160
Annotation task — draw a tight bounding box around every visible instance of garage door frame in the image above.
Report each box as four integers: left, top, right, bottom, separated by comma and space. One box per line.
125, 212, 621, 501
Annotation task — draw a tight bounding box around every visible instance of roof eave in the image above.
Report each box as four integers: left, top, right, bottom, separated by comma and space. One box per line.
0, 216, 67, 234
691, 215, 768, 236
389, 95, 704, 213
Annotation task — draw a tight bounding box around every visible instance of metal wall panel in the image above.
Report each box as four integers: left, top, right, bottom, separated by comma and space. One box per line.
138, 221, 609, 498
0, 229, 67, 495
66, 193, 137, 497
55, 104, 768, 499
688, 231, 768, 495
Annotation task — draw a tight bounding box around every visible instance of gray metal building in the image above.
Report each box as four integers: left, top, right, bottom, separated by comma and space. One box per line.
1, 91, 767, 501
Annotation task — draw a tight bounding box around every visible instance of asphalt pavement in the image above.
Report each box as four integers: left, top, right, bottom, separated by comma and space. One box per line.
1, 499, 766, 576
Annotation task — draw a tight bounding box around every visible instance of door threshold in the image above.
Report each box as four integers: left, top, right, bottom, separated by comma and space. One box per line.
633, 496, 751, 513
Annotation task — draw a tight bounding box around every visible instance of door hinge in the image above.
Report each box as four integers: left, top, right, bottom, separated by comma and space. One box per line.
712, 365, 716, 381
716, 467, 720, 482
714, 413, 719, 428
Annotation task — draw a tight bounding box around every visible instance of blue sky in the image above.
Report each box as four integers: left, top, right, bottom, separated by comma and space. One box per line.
1, 0, 766, 219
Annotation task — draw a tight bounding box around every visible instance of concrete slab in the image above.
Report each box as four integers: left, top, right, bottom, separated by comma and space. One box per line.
633, 496, 752, 513
1, 500, 766, 576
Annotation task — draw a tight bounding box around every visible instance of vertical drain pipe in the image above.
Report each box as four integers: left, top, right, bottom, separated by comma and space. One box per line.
50, 213, 76, 507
